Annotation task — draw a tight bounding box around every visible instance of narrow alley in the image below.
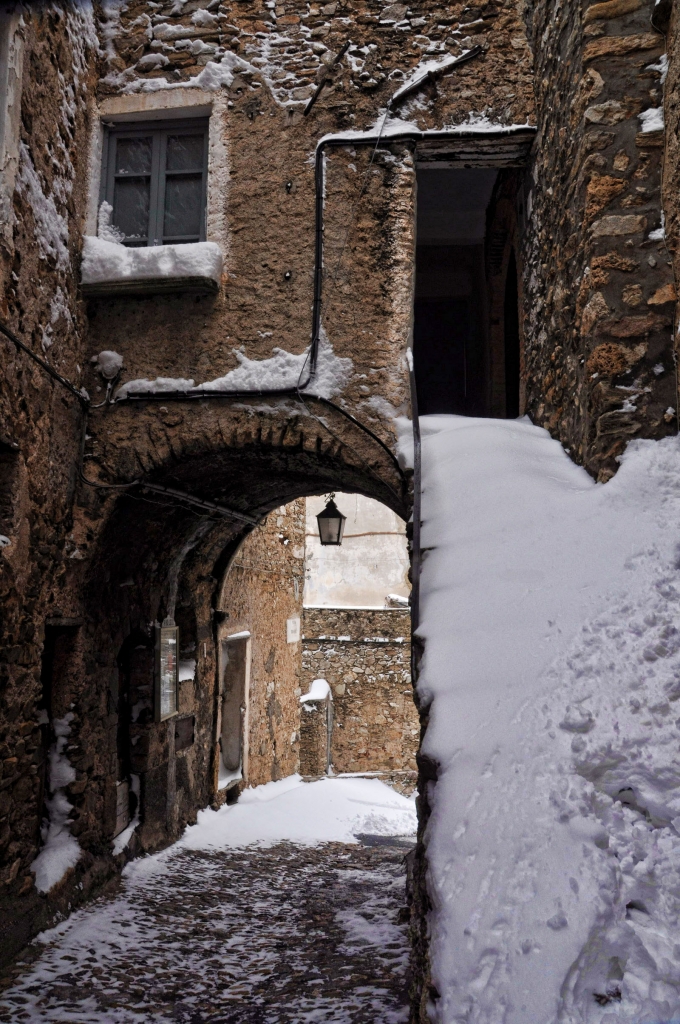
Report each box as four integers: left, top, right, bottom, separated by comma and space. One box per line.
2, 2, 680, 1022
0, 778, 416, 1024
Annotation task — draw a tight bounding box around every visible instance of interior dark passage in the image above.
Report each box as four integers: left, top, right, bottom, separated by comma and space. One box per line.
504, 249, 521, 418
414, 167, 521, 418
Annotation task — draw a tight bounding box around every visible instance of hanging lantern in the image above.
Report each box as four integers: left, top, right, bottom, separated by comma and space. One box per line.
316, 495, 346, 546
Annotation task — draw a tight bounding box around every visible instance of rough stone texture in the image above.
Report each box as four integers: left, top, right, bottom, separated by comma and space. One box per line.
665, 0, 680, 304
523, 0, 676, 482
299, 698, 331, 776
1, 0, 678, 1012
301, 608, 417, 781
0, 0, 538, 966
0, 840, 414, 1023
216, 500, 305, 790
0, 2, 99, 967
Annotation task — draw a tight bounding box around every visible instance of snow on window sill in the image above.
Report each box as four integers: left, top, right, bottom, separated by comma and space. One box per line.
80, 237, 222, 298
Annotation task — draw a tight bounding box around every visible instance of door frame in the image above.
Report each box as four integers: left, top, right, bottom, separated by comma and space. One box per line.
217, 630, 251, 789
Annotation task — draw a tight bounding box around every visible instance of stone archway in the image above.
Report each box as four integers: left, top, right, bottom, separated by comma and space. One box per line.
61, 399, 410, 859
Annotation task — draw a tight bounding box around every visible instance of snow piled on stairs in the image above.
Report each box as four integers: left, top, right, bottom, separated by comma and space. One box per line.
418, 415, 680, 1024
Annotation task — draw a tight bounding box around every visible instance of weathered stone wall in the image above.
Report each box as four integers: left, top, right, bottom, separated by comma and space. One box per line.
299, 699, 329, 776
664, 0, 680, 306
0, 3, 99, 964
217, 500, 305, 790
31, 0, 536, 978
523, 0, 676, 481
83, 0, 536, 452
301, 607, 417, 781
3, 0, 678, 1000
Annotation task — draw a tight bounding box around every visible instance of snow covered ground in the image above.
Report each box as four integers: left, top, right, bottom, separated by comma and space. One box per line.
0, 778, 416, 1023
176, 774, 416, 852
418, 415, 680, 1024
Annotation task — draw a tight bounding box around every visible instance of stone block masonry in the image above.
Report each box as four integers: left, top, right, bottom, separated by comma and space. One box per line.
216, 500, 306, 792
524, 0, 677, 481
299, 699, 330, 777
0, 0, 677, 1009
301, 608, 417, 790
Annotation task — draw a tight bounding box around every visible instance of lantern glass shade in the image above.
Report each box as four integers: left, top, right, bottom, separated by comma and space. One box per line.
316, 498, 346, 546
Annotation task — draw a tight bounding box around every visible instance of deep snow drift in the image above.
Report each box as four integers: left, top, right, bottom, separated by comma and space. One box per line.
418, 416, 680, 1024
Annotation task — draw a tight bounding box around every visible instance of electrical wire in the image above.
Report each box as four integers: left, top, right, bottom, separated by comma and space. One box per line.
0, 319, 89, 407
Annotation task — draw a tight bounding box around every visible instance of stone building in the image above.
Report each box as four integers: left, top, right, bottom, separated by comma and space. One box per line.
301, 606, 416, 784
0, 1, 678, 1018
300, 492, 417, 787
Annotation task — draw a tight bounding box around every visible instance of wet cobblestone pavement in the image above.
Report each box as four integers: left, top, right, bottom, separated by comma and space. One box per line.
0, 839, 413, 1023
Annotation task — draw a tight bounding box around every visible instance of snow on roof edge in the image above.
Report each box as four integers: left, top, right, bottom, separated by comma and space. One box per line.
317, 116, 536, 149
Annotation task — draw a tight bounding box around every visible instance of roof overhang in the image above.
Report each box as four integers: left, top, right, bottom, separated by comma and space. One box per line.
415, 128, 537, 169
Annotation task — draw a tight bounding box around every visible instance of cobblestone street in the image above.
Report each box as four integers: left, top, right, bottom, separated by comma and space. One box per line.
0, 838, 413, 1024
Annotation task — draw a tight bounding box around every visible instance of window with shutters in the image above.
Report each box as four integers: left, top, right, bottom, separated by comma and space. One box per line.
101, 119, 209, 247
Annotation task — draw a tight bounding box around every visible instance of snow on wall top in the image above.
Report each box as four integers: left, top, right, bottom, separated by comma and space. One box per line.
419, 415, 680, 1024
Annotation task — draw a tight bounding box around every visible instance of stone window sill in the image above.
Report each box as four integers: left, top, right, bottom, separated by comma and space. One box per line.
80, 237, 222, 298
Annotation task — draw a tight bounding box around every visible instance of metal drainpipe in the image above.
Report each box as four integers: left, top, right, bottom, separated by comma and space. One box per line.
326, 694, 334, 776
408, 347, 422, 677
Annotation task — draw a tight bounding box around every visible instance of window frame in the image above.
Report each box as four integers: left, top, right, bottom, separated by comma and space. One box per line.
100, 117, 210, 248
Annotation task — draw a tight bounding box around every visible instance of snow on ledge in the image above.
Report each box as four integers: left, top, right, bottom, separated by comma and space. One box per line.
114, 329, 353, 401
318, 112, 535, 148
638, 106, 664, 133
81, 236, 223, 288
300, 678, 331, 703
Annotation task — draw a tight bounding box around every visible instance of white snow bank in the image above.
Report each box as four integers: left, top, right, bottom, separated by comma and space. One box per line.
31, 715, 82, 893
389, 51, 472, 106
301, 678, 331, 702
419, 415, 680, 1024
116, 375, 197, 397
116, 51, 262, 95
91, 349, 123, 379
114, 329, 352, 400
198, 327, 352, 397
638, 106, 664, 133
81, 236, 223, 286
125, 777, 415, 873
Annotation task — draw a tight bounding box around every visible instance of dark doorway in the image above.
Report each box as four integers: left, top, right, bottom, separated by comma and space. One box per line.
38, 623, 80, 839
413, 167, 521, 419
414, 168, 496, 416
219, 634, 250, 787
504, 250, 520, 419
116, 631, 152, 836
